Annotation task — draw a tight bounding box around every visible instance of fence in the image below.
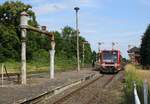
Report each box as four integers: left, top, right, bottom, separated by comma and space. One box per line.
1, 64, 21, 87
133, 80, 148, 104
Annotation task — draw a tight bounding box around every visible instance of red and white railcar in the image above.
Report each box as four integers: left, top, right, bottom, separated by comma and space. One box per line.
99, 50, 121, 73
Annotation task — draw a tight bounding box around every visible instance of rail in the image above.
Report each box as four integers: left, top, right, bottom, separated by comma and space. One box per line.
16, 73, 98, 104
52, 74, 117, 104
53, 75, 102, 104
17, 72, 120, 104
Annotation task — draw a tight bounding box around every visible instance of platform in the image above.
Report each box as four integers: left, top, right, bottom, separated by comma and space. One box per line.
0, 68, 99, 104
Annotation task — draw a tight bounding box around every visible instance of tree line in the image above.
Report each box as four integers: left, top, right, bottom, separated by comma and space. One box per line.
140, 24, 150, 67
0, 1, 93, 65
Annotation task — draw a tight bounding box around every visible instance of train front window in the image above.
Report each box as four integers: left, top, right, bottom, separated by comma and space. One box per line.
103, 51, 118, 63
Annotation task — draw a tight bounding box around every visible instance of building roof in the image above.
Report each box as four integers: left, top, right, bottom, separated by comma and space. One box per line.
127, 47, 140, 53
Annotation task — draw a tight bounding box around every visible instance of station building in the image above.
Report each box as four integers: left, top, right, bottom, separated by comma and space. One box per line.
127, 47, 140, 64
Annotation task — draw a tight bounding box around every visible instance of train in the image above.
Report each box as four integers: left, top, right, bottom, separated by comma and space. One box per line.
98, 49, 122, 73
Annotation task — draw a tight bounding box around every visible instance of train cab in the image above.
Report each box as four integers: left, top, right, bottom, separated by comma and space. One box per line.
99, 50, 121, 73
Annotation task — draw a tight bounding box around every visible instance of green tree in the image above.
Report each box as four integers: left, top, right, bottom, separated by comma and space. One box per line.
0, 1, 38, 61
92, 51, 97, 62
0, 1, 50, 62
61, 26, 77, 58
0, 1, 93, 66
59, 26, 92, 64
140, 24, 150, 66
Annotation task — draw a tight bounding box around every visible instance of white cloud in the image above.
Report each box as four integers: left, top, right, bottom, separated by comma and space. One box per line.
25, 0, 49, 4
78, 0, 95, 7
33, 3, 67, 15
82, 30, 97, 35
78, 0, 100, 8
26, 0, 101, 16
79, 0, 91, 3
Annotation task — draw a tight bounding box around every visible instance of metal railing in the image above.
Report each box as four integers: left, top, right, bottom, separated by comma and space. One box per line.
133, 80, 148, 104
134, 82, 141, 104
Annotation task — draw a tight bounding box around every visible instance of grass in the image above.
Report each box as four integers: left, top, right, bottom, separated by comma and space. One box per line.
0, 61, 49, 74
0, 57, 84, 74
55, 57, 77, 72
123, 64, 150, 104
126, 64, 150, 85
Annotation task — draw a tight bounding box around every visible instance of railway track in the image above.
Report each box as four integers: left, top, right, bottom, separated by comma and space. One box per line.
83, 75, 115, 104
48, 73, 121, 104
52, 75, 103, 104
19, 71, 123, 104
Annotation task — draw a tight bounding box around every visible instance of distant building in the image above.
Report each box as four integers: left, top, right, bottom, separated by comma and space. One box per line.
127, 47, 140, 64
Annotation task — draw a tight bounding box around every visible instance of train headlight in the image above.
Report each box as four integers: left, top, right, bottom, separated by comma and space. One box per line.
115, 63, 118, 68
101, 63, 105, 68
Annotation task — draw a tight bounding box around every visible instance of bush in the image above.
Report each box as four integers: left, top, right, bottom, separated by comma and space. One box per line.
123, 65, 150, 104
124, 69, 142, 104
32, 49, 49, 64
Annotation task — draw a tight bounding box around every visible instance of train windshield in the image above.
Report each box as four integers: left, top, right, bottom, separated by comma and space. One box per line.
102, 51, 118, 63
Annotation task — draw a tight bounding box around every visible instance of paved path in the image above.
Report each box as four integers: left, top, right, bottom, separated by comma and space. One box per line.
0, 68, 98, 104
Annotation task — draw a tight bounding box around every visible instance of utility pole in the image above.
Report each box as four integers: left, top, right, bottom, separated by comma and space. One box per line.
128, 45, 132, 50
82, 41, 88, 67
74, 7, 80, 71
98, 42, 104, 63
112, 42, 118, 50
112, 42, 115, 50
98, 42, 104, 52
82, 43, 85, 67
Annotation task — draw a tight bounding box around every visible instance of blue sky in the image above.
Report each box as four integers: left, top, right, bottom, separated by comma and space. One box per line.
1, 0, 150, 58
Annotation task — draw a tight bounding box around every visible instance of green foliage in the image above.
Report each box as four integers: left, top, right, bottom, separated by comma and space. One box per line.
0, 1, 93, 69
0, 1, 32, 25
0, 24, 20, 61
122, 58, 127, 62
32, 49, 49, 63
0, 1, 37, 61
92, 51, 97, 62
83, 44, 92, 63
60, 26, 77, 58
55, 26, 92, 64
140, 24, 150, 66
124, 69, 143, 104
123, 65, 148, 104
55, 56, 77, 71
